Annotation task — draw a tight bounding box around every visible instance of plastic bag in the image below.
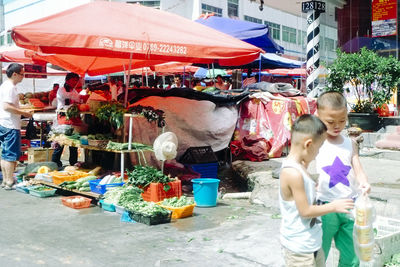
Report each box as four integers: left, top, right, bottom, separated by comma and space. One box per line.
353, 193, 376, 262
26, 118, 38, 139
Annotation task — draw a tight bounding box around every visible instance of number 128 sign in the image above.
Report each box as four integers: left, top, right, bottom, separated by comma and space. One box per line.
302, 1, 326, 13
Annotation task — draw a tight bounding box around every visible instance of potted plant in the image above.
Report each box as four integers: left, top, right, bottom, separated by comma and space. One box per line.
326, 47, 400, 131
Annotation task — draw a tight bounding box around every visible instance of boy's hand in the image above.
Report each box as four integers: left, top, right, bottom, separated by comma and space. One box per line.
359, 182, 371, 194
330, 199, 354, 214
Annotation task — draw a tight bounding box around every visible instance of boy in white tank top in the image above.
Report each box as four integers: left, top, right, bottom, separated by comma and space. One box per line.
316, 92, 371, 266
279, 115, 354, 267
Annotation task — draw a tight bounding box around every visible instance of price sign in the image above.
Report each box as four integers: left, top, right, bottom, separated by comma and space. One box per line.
302, 1, 326, 13
24, 64, 47, 78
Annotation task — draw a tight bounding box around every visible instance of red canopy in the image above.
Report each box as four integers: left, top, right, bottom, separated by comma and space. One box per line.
12, 2, 262, 66
0, 49, 45, 65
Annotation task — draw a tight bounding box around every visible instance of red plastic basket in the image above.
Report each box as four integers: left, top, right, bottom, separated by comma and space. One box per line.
141, 180, 182, 202
61, 196, 92, 209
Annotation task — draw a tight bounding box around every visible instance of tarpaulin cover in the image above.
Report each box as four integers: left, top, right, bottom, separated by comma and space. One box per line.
125, 97, 239, 169
126, 88, 250, 107
12, 2, 262, 66
233, 95, 316, 159
195, 15, 284, 54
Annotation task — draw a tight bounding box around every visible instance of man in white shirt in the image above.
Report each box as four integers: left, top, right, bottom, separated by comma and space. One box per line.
0, 63, 33, 190
56, 73, 81, 110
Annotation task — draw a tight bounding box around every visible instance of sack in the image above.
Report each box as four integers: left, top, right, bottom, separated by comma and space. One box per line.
26, 118, 38, 140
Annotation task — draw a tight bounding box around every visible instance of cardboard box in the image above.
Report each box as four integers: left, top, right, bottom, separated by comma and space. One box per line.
28, 148, 54, 164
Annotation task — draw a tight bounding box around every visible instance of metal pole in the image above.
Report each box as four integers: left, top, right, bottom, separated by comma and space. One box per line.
258, 54, 262, 82
0, 0, 4, 85
124, 53, 132, 107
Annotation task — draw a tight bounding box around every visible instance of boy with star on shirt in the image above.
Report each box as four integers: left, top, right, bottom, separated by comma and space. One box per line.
315, 92, 371, 266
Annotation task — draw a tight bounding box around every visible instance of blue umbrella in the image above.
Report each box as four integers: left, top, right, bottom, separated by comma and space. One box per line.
195, 16, 284, 54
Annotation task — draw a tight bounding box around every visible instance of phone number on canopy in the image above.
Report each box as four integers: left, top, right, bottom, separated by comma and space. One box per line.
114, 39, 187, 55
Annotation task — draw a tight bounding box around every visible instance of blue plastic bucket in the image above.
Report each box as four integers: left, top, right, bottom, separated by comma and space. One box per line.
191, 178, 220, 207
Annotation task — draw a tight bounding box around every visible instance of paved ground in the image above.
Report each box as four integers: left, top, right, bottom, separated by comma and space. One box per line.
0, 190, 283, 267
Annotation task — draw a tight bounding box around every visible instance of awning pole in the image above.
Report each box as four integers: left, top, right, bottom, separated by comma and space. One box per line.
212, 63, 215, 84
125, 52, 133, 107
258, 54, 262, 82
145, 68, 148, 87
182, 66, 186, 88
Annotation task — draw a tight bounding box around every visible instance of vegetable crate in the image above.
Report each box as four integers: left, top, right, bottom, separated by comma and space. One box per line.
128, 210, 172, 225
61, 196, 92, 209
99, 199, 116, 212
50, 171, 89, 185
115, 204, 125, 215
89, 179, 124, 195
141, 180, 182, 202
29, 186, 57, 198
158, 203, 196, 219
16, 186, 30, 194
329, 216, 400, 267
188, 163, 218, 179
362, 216, 400, 267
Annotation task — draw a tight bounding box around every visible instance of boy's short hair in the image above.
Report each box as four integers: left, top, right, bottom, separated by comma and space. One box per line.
6, 63, 23, 78
291, 114, 327, 144
317, 91, 347, 110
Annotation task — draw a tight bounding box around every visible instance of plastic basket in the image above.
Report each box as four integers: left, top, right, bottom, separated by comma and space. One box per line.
61, 196, 92, 209
50, 171, 89, 185
99, 199, 116, 212
115, 204, 125, 215
331, 216, 400, 267
189, 162, 218, 178
128, 210, 172, 225
180, 146, 218, 164
141, 180, 182, 202
89, 179, 124, 195
88, 139, 109, 148
29, 186, 57, 198
365, 216, 400, 266
157, 203, 196, 219
16, 186, 30, 194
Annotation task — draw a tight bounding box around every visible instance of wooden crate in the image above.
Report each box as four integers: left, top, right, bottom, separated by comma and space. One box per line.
28, 148, 54, 164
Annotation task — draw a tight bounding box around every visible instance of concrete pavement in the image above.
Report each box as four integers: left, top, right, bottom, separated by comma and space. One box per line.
0, 190, 283, 267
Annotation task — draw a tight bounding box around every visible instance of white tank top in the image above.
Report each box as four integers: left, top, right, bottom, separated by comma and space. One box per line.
316, 136, 358, 202
279, 160, 322, 253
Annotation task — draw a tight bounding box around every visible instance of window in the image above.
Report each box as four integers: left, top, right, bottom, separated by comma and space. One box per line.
282, 26, 296, 44
297, 30, 306, 46
264, 21, 280, 40
127, 1, 160, 8
0, 35, 4, 46
202, 4, 222, 17
244, 15, 262, 24
7, 32, 12, 45
228, 0, 238, 17
325, 38, 335, 51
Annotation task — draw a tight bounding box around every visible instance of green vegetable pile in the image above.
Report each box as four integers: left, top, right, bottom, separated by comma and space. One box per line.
32, 185, 54, 191
66, 104, 80, 120
95, 103, 126, 129
161, 196, 194, 207
202, 87, 218, 94
103, 187, 125, 205
126, 165, 174, 190
106, 141, 153, 151
128, 105, 166, 128
59, 176, 97, 192
117, 186, 143, 207
124, 201, 170, 217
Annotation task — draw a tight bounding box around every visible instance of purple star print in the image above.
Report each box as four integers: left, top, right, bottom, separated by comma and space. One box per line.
322, 156, 351, 188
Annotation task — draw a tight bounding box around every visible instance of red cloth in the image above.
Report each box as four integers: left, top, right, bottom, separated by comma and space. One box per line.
233, 96, 316, 158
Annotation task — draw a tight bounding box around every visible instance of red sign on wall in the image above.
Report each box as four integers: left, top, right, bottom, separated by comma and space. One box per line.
372, 0, 397, 37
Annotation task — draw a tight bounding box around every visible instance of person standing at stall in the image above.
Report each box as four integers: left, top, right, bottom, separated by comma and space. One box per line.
52, 72, 81, 168
0, 63, 33, 190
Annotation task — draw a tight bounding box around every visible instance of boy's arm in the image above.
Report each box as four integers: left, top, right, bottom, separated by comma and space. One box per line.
351, 140, 371, 193
281, 168, 354, 219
